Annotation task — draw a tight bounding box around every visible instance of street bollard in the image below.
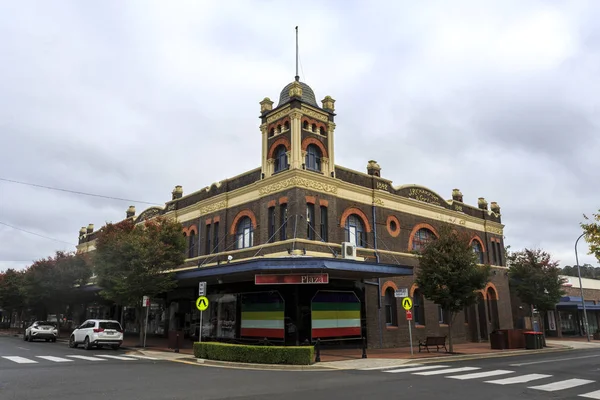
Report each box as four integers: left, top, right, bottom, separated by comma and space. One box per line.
362, 336, 367, 359
315, 338, 321, 363
174, 332, 180, 353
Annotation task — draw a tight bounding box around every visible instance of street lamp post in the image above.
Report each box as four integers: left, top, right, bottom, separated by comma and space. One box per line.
575, 232, 591, 342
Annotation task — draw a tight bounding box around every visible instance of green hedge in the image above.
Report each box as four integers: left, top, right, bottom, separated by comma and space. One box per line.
193, 342, 314, 365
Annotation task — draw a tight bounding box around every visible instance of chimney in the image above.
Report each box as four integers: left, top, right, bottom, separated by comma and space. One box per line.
366, 160, 381, 177
260, 97, 273, 113
86, 224, 94, 234
478, 197, 488, 210
172, 185, 183, 200
452, 189, 463, 202
126, 205, 136, 218
490, 202, 501, 214
321, 95, 336, 112
78, 227, 87, 244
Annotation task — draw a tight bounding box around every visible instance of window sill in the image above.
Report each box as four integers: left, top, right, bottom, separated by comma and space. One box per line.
439, 324, 449, 327
415, 324, 426, 329
386, 325, 399, 330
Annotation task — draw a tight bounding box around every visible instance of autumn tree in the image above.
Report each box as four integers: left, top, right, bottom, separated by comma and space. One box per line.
0, 269, 26, 326
582, 210, 600, 263
508, 248, 566, 334
415, 224, 491, 353
93, 216, 185, 345
21, 251, 93, 333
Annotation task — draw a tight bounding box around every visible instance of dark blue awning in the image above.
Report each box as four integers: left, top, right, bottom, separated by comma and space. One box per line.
175, 257, 413, 284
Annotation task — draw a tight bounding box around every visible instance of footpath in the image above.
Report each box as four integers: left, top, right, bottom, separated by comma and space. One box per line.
1, 328, 594, 371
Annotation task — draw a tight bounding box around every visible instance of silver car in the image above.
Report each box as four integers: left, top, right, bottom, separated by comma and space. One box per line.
24, 321, 58, 342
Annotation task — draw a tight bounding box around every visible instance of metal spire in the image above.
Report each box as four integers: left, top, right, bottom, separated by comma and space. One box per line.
295, 26, 299, 81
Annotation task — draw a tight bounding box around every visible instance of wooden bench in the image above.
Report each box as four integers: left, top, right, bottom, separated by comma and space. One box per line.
418, 336, 448, 353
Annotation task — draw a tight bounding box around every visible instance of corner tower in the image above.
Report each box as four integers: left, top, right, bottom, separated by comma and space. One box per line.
259, 77, 337, 179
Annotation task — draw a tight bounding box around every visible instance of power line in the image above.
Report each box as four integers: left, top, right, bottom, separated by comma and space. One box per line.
0, 221, 77, 246
0, 177, 160, 205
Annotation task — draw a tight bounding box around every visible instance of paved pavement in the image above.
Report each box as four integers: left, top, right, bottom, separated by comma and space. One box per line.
3, 334, 600, 400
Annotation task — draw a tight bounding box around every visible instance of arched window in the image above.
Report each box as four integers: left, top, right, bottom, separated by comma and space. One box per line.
284, 121, 290, 131
311, 123, 317, 132
188, 230, 195, 258
413, 289, 425, 325
345, 214, 366, 247
305, 144, 322, 172
273, 145, 288, 173
472, 240, 484, 263
319, 126, 326, 135
384, 287, 397, 326
235, 217, 254, 249
412, 228, 435, 252
269, 128, 275, 137
303, 121, 309, 130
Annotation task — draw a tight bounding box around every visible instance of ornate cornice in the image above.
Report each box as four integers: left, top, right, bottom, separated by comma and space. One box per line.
258, 176, 337, 196
266, 107, 291, 124
300, 106, 328, 123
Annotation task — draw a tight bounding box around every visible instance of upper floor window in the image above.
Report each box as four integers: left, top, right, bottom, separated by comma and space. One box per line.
320, 206, 328, 242
274, 145, 288, 173
306, 203, 315, 240
346, 214, 366, 248
472, 240, 484, 264
268, 206, 275, 243
305, 144, 322, 172
188, 231, 195, 258
235, 216, 253, 249
412, 228, 435, 252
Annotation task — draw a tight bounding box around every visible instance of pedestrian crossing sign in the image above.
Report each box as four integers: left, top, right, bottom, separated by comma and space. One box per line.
402, 297, 413, 310
196, 296, 209, 311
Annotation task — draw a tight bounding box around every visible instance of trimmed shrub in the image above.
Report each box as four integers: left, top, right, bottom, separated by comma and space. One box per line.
193, 342, 314, 365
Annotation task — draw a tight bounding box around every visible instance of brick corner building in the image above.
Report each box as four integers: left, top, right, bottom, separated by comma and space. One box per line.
76, 75, 512, 348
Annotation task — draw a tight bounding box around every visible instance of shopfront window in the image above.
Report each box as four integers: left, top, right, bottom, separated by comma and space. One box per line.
195, 294, 237, 339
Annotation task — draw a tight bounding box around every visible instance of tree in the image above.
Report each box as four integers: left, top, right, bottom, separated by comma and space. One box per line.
0, 269, 26, 325
93, 216, 185, 345
561, 264, 600, 280
415, 224, 491, 353
508, 248, 566, 334
21, 251, 92, 333
582, 210, 600, 263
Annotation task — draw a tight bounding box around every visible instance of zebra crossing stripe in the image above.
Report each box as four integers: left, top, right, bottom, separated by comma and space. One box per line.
36, 356, 73, 363
66, 355, 107, 361
580, 389, 600, 399
485, 373, 552, 385
2, 356, 37, 364
127, 355, 159, 360
528, 378, 595, 392
385, 365, 449, 373
96, 355, 137, 361
361, 364, 422, 371
448, 370, 514, 380
414, 367, 480, 376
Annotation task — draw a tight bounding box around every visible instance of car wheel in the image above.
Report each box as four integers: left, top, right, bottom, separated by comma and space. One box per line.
23, 333, 27, 341
84, 336, 92, 350
52, 338, 56, 343
45, 339, 49, 342
28, 334, 33, 342
69, 335, 77, 348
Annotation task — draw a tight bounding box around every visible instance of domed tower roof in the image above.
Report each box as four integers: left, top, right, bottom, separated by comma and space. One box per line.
277, 77, 319, 108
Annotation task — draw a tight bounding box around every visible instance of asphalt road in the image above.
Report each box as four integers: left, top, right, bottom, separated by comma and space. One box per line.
2, 334, 600, 400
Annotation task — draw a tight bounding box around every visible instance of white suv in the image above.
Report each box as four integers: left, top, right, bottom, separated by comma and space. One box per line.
69, 319, 123, 350
24, 321, 58, 342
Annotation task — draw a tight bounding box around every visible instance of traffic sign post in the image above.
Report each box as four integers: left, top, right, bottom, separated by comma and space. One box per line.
142, 296, 150, 348
196, 296, 209, 343
402, 297, 414, 355
394, 288, 408, 298
198, 281, 207, 296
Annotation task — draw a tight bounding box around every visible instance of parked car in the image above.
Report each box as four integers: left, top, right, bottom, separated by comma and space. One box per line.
23, 321, 58, 342
68, 319, 123, 350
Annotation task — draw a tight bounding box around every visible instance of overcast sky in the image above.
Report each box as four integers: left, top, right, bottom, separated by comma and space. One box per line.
1, 0, 598, 272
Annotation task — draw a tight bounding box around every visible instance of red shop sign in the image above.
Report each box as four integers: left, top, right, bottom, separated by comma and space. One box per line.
254, 273, 329, 285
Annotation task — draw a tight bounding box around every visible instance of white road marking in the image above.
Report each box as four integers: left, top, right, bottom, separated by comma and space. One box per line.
580, 390, 600, 399
361, 364, 422, 370
385, 365, 449, 373
448, 369, 514, 380
36, 356, 73, 363
510, 354, 600, 367
66, 355, 107, 361
95, 355, 137, 361
16, 347, 30, 351
485, 373, 553, 385
2, 356, 37, 364
528, 378, 595, 392
414, 366, 480, 376
125, 355, 159, 361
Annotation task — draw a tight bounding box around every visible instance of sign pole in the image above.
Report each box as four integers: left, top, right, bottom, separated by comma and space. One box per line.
199, 310, 203, 343
408, 318, 413, 356
144, 302, 149, 348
